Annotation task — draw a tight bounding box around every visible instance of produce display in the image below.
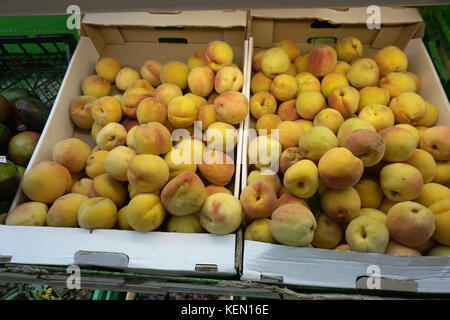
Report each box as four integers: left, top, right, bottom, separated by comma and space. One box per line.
4, 40, 248, 235
0, 87, 49, 218
243, 38, 450, 257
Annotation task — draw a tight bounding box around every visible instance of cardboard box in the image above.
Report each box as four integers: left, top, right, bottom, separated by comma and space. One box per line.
242, 8, 450, 293
0, 10, 249, 277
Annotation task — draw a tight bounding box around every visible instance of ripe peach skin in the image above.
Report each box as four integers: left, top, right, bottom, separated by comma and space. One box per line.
90, 173, 127, 207
47, 193, 89, 227
203, 41, 233, 72
345, 216, 389, 253
81, 75, 111, 98
95, 57, 121, 83
188, 66, 214, 97
279, 147, 305, 174
358, 87, 390, 112
283, 159, 319, 199
420, 126, 450, 161
70, 95, 96, 129
126, 193, 165, 232
198, 150, 235, 186
214, 66, 243, 94
389, 92, 426, 124
247, 170, 281, 196
380, 163, 423, 202
77, 197, 118, 230
199, 193, 243, 234
240, 181, 278, 220
5, 202, 48, 226
133, 122, 172, 155
296, 90, 326, 120
346, 58, 379, 89
343, 129, 385, 167
380, 126, 416, 162
214, 91, 248, 125
374, 45, 408, 76
115, 67, 140, 91
321, 187, 361, 223
307, 45, 337, 78
244, 218, 277, 244
312, 213, 343, 249
313, 108, 344, 134
250, 92, 277, 120
328, 85, 360, 118
140, 59, 162, 87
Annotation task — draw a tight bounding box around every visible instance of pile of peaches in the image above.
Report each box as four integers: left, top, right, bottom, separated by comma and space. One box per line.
243, 38, 450, 257
4, 40, 249, 236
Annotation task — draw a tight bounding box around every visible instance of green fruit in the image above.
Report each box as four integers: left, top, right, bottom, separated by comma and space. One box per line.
427, 245, 450, 257
0, 87, 34, 104
0, 123, 11, 148
8, 131, 40, 166
15, 165, 26, 177
0, 94, 12, 123
15, 98, 50, 132
0, 159, 20, 201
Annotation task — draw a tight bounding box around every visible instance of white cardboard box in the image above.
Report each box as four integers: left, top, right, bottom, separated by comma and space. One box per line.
0, 11, 249, 277
241, 8, 450, 293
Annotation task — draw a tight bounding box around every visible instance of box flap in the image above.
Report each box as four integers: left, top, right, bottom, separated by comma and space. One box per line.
82, 10, 247, 28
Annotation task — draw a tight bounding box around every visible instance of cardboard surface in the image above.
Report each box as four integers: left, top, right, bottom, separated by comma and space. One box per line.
4, 11, 249, 276
241, 37, 450, 292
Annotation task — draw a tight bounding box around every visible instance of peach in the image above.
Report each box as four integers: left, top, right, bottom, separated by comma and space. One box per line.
321, 187, 361, 223
270, 74, 297, 101
160, 172, 206, 216
307, 45, 337, 78
404, 149, 436, 183
404, 71, 421, 92
164, 148, 196, 180
69, 171, 86, 191
85, 150, 108, 179
199, 192, 242, 235
136, 97, 167, 124
197, 104, 217, 131
205, 121, 238, 153
433, 211, 450, 246
321, 73, 349, 98
91, 121, 105, 141
240, 181, 278, 220
343, 129, 385, 167
91, 96, 122, 126
203, 41, 234, 72
286, 63, 297, 76
335, 244, 351, 251
117, 206, 132, 230
379, 198, 398, 214
313, 108, 344, 134
247, 169, 281, 196
353, 179, 384, 209
256, 114, 282, 135
77, 197, 117, 230
47, 193, 88, 227
312, 213, 343, 249
277, 121, 305, 149
358, 208, 387, 225
250, 72, 272, 94
121, 81, 154, 118
184, 93, 207, 110
187, 50, 205, 70
337, 118, 376, 146
318, 147, 364, 190
90, 173, 126, 207
166, 214, 204, 233
252, 50, 266, 72
153, 83, 182, 107
427, 245, 450, 256
52, 138, 91, 173
205, 184, 232, 197
296, 119, 313, 131
104, 146, 137, 182
283, 159, 319, 199
336, 37, 362, 62
165, 138, 204, 177
387, 201, 435, 247
428, 197, 450, 215
358, 87, 390, 112
96, 122, 127, 151
214, 91, 248, 125
5, 202, 48, 226
133, 122, 172, 155
269, 204, 317, 246
359, 104, 395, 132
345, 216, 389, 253
434, 161, 450, 187
95, 57, 121, 83
244, 218, 277, 244
166, 96, 197, 129
278, 39, 300, 62
214, 66, 243, 94
115, 67, 140, 91
416, 183, 450, 207
72, 178, 93, 196
380, 163, 424, 201
187, 66, 214, 97
250, 92, 277, 119
413, 101, 438, 127
70, 95, 96, 129
333, 60, 350, 74
22, 161, 71, 204
395, 124, 420, 147
379, 72, 416, 98
277, 192, 309, 209
374, 45, 408, 76
261, 47, 291, 78
140, 59, 162, 87
126, 193, 165, 232
81, 75, 111, 98
389, 92, 427, 124
248, 135, 282, 170
278, 145, 304, 171
420, 126, 450, 161
294, 54, 308, 73
328, 85, 360, 118
295, 72, 321, 94
198, 150, 235, 186
207, 91, 220, 104
380, 126, 417, 162
298, 126, 338, 161
160, 61, 189, 90
346, 58, 379, 88
296, 90, 326, 120
276, 100, 298, 121
127, 154, 169, 193
121, 117, 139, 132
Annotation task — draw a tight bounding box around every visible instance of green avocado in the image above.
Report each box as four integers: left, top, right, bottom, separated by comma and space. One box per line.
15, 98, 51, 133
0, 159, 20, 201
0, 87, 34, 104
0, 123, 11, 148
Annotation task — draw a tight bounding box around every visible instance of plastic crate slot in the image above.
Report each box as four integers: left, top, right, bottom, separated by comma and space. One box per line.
158, 37, 188, 44
310, 20, 342, 29
195, 264, 218, 272
307, 37, 337, 45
